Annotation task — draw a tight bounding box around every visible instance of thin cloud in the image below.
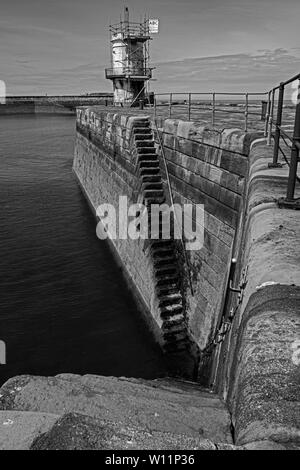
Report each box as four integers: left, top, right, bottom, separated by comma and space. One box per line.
153, 49, 300, 93
1, 0, 299, 95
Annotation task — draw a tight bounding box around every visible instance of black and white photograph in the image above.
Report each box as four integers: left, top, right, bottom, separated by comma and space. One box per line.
0, 0, 299, 454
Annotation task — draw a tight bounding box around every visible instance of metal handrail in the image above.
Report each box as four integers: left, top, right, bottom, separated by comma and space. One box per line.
109, 22, 150, 38
105, 67, 152, 78
152, 91, 268, 132
267, 73, 300, 162
282, 82, 300, 205
151, 73, 300, 207
264, 73, 300, 208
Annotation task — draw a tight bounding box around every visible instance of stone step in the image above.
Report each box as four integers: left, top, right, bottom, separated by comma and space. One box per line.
143, 189, 165, 199
136, 152, 158, 159
160, 303, 183, 317
0, 411, 239, 450
164, 340, 191, 354
156, 273, 179, 286
0, 411, 60, 450
139, 160, 160, 168
151, 240, 175, 250
148, 227, 177, 240
163, 316, 186, 329
152, 247, 175, 257
140, 167, 160, 176
142, 182, 163, 191
164, 332, 189, 344
141, 175, 162, 183
157, 284, 180, 296
138, 154, 158, 162
156, 265, 178, 277
132, 121, 150, 128
137, 147, 157, 154
0, 374, 233, 445
135, 140, 155, 148
158, 292, 182, 306
163, 323, 188, 337
29, 412, 236, 450
145, 197, 166, 206
134, 133, 152, 140
132, 127, 152, 135
149, 232, 171, 241
154, 255, 177, 267
153, 248, 175, 259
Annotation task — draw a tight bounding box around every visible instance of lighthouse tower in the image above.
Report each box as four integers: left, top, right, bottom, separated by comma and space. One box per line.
105, 7, 154, 107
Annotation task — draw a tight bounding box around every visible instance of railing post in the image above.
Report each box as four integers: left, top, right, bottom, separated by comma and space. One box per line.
154, 96, 157, 119
261, 100, 267, 121
169, 93, 172, 118
278, 81, 300, 209
264, 92, 271, 136
212, 93, 216, 128
188, 93, 191, 121
267, 89, 275, 146
269, 82, 284, 167
244, 93, 249, 132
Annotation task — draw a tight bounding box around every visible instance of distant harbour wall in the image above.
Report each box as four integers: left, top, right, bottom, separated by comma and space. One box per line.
0, 95, 113, 115
0, 103, 74, 115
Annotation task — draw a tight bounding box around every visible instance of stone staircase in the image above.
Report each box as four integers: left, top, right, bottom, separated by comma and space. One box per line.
0, 373, 236, 450
132, 118, 196, 367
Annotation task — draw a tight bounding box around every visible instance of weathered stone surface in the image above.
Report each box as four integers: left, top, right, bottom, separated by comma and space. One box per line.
0, 374, 233, 445
73, 112, 300, 451
214, 443, 244, 450
0, 411, 59, 450
243, 440, 287, 450
30, 412, 217, 450
232, 296, 300, 449
74, 110, 250, 364
74, 117, 199, 375
152, 117, 246, 351
215, 138, 300, 450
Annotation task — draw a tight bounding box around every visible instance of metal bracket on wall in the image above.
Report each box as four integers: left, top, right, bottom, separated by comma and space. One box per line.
229, 265, 248, 303
200, 262, 248, 357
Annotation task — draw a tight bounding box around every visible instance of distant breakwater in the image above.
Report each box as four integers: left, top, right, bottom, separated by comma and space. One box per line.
0, 95, 113, 115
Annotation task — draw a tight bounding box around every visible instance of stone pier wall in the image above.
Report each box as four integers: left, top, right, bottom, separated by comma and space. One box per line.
73, 109, 201, 377
73, 108, 300, 447
151, 119, 252, 352
73, 108, 255, 377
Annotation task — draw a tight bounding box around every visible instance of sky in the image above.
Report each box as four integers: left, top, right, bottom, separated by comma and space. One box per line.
1, 0, 300, 96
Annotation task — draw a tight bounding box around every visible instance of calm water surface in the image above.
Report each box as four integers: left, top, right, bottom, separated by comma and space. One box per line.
0, 115, 166, 385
